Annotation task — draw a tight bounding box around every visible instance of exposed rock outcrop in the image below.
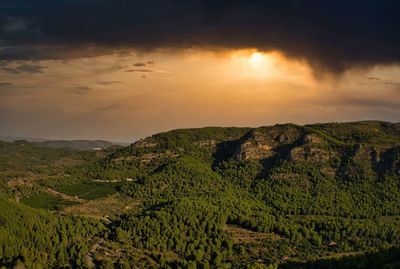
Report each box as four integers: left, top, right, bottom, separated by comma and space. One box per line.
234, 126, 302, 161
194, 140, 217, 148
287, 133, 335, 163
235, 140, 274, 161
352, 144, 380, 163
303, 133, 322, 144
288, 146, 334, 163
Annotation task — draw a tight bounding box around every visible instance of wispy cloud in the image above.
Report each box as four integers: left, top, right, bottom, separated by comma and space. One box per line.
75, 86, 91, 90
125, 69, 153, 73
93, 104, 122, 112
96, 81, 122, 85
2, 63, 47, 74
0, 82, 36, 96
365, 77, 400, 87
0, 82, 13, 87
67, 85, 91, 95
365, 77, 381, 81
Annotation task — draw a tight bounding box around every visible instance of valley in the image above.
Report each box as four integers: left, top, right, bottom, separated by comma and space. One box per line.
1, 121, 400, 268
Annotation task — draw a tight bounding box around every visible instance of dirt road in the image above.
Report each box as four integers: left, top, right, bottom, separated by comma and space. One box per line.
86, 238, 104, 268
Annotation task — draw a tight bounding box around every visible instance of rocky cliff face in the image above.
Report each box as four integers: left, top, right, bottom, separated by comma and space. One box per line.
288, 133, 335, 163
113, 121, 400, 180
234, 133, 275, 161
234, 125, 302, 161
231, 123, 400, 170
233, 127, 334, 163
352, 144, 380, 163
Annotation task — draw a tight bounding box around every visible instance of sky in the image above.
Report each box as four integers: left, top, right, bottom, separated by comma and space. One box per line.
0, 1, 399, 142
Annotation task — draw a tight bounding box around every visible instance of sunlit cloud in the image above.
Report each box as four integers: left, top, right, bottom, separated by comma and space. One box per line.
0, 48, 399, 140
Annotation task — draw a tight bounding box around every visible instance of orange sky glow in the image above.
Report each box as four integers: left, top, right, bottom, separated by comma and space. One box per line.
1, 49, 399, 141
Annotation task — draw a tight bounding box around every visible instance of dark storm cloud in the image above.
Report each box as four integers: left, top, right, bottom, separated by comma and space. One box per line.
0, 47, 50, 62
133, 63, 146, 67
1, 1, 399, 73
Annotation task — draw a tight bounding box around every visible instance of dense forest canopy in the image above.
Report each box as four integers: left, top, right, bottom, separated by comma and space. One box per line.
1, 121, 400, 268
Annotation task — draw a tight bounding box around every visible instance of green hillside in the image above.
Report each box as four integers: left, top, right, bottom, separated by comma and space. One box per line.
1, 121, 400, 268
32, 140, 121, 150
0, 196, 104, 268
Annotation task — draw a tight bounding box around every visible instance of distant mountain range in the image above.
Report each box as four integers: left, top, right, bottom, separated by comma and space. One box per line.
0, 134, 47, 143
0, 135, 130, 150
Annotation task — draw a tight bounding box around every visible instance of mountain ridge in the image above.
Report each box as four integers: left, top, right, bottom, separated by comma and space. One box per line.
0, 135, 130, 150
1, 120, 400, 268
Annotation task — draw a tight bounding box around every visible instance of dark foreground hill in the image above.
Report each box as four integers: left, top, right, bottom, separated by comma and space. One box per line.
1, 121, 400, 268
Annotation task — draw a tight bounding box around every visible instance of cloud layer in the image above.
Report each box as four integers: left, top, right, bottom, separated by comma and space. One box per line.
2, 63, 47, 74
1, 1, 399, 73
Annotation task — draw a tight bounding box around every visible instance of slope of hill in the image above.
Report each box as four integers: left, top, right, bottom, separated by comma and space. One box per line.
65, 121, 400, 267
0, 140, 114, 172
0, 196, 104, 268
32, 139, 118, 150
1, 121, 400, 268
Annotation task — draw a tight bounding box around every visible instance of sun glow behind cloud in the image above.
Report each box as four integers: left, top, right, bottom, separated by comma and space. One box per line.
1, 48, 399, 141
250, 52, 264, 68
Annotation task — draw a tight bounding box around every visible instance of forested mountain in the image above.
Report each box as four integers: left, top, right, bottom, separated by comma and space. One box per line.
0, 196, 105, 268
1, 121, 400, 268
0, 139, 119, 172
0, 135, 126, 150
